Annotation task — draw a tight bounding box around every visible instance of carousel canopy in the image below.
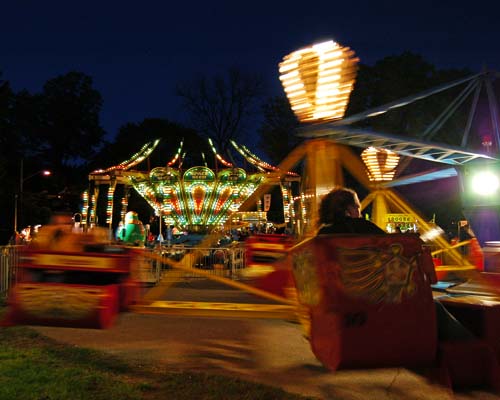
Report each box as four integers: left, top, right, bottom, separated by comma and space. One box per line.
87, 138, 299, 230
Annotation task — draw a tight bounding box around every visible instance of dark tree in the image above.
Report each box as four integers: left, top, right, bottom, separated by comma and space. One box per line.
0, 75, 18, 242
346, 52, 474, 227
0, 72, 107, 236
0, 79, 56, 240
347, 52, 472, 147
37, 71, 105, 169
176, 67, 266, 154
257, 96, 301, 164
10, 90, 45, 158
0, 75, 16, 179
92, 118, 211, 171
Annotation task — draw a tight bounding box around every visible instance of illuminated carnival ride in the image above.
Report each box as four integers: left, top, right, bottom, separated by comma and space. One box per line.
5, 39, 500, 390
82, 137, 299, 237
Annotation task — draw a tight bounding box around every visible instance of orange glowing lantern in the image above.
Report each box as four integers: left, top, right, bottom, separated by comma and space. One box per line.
361, 147, 400, 182
279, 40, 359, 123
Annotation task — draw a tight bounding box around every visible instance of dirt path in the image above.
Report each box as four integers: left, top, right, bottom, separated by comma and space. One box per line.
33, 311, 496, 400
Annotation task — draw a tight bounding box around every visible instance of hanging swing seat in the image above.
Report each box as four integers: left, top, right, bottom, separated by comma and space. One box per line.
289, 233, 500, 390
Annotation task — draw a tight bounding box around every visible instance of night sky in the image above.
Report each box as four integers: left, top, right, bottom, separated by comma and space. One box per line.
2, 0, 500, 144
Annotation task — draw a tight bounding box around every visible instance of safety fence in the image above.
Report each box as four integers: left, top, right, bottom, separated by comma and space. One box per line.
0, 246, 20, 297
139, 245, 247, 283
0, 244, 247, 295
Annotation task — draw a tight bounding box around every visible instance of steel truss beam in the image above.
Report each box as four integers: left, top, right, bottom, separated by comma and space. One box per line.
297, 71, 500, 165
300, 126, 495, 165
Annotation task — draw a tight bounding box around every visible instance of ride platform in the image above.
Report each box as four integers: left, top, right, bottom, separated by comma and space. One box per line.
131, 301, 297, 320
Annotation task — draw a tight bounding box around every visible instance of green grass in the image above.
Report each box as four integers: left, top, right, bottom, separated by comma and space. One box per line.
0, 326, 316, 400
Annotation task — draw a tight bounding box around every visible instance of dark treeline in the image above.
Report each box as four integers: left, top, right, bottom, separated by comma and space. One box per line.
0, 52, 476, 243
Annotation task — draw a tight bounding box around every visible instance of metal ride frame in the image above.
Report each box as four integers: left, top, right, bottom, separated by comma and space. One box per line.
8, 68, 496, 329
132, 70, 500, 323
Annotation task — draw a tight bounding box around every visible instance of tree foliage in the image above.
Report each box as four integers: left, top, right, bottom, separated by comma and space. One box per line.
176, 67, 266, 154
0, 71, 106, 241
0, 75, 16, 181
345, 52, 474, 226
36, 71, 105, 169
91, 118, 210, 171
347, 52, 472, 146
257, 96, 301, 164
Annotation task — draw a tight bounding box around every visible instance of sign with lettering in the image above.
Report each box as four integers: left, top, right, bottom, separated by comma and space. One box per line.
183, 167, 215, 182
385, 213, 416, 223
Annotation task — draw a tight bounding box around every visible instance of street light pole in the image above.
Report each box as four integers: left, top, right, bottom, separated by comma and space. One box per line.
13, 159, 23, 235
13, 159, 51, 239
18, 158, 24, 231
13, 194, 18, 235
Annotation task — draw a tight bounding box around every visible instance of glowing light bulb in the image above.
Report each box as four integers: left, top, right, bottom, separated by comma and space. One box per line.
361, 147, 400, 182
279, 40, 358, 122
472, 170, 500, 196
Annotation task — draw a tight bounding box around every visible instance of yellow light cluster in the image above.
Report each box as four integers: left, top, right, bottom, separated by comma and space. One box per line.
81, 191, 89, 225
120, 195, 128, 222
106, 185, 115, 224
230, 140, 299, 176
208, 138, 233, 167
90, 193, 97, 224
282, 185, 291, 223
361, 147, 400, 182
167, 140, 184, 167
279, 40, 358, 122
93, 139, 160, 174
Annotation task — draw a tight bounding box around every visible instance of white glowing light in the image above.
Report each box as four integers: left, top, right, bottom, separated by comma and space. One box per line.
471, 171, 500, 196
